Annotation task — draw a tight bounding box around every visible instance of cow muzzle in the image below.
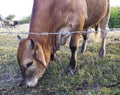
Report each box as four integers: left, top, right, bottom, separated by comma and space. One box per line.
25, 78, 38, 87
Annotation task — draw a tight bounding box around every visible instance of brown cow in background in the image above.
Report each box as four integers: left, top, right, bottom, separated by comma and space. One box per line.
17, 0, 110, 87
4, 20, 18, 28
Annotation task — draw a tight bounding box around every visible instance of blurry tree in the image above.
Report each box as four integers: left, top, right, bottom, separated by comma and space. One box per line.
19, 16, 30, 24
109, 6, 120, 28
5, 15, 15, 20
0, 15, 3, 21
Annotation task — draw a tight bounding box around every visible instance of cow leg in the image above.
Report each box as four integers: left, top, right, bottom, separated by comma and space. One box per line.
80, 32, 88, 53
14, 25, 15, 28
50, 53, 56, 61
99, 29, 107, 57
99, 5, 110, 57
68, 33, 81, 74
94, 24, 99, 37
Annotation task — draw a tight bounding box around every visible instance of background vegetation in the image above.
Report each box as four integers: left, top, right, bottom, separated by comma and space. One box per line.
5, 15, 16, 20
18, 16, 30, 24
109, 6, 120, 28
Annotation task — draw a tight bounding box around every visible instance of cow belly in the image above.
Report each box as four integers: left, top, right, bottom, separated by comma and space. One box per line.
84, 0, 108, 28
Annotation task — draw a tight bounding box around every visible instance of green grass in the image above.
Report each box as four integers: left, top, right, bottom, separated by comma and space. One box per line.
0, 31, 120, 95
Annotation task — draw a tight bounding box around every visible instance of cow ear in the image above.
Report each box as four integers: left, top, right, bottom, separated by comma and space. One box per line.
30, 39, 36, 49
17, 35, 22, 41
35, 45, 47, 68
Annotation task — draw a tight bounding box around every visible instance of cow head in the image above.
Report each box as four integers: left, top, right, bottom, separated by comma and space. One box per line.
17, 36, 47, 87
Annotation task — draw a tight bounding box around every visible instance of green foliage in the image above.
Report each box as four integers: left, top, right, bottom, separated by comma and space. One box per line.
19, 16, 30, 24
109, 6, 120, 28
5, 15, 15, 20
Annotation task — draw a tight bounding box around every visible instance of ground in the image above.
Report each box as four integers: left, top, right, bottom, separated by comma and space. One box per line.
0, 24, 120, 95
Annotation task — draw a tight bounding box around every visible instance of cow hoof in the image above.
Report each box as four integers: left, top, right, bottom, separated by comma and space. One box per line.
80, 49, 85, 54
50, 57, 56, 61
78, 48, 85, 54
80, 46, 86, 54
66, 67, 76, 75
99, 48, 106, 57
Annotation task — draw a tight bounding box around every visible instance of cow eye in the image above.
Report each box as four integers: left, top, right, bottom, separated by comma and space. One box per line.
26, 61, 33, 68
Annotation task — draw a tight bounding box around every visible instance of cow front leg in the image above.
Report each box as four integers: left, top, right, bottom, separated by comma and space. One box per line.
68, 33, 81, 75
50, 53, 56, 61
80, 32, 88, 53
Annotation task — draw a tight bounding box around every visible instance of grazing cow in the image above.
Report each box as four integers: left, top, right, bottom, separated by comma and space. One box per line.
17, 0, 110, 87
4, 20, 18, 28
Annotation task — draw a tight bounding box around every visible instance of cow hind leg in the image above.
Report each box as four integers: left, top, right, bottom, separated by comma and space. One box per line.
80, 32, 88, 53
99, 5, 110, 57
99, 27, 108, 57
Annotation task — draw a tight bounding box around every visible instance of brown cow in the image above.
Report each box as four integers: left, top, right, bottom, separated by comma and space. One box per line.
17, 0, 110, 87
4, 20, 18, 28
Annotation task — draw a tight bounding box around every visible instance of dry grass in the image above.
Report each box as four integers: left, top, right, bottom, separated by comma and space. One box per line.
0, 25, 120, 95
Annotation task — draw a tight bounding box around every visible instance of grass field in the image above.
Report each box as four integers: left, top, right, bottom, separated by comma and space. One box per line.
0, 25, 120, 95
